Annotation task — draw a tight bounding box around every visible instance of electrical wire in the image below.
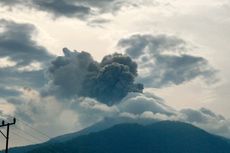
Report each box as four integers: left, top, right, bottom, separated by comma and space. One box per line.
10, 130, 38, 145
6, 116, 51, 140
13, 126, 44, 143
16, 118, 51, 140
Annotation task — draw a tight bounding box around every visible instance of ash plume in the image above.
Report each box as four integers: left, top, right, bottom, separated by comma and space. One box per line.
44, 48, 143, 105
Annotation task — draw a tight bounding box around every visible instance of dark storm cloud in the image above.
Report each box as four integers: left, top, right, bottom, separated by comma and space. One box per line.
77, 0, 127, 13
0, 19, 53, 66
140, 54, 216, 87
44, 48, 143, 105
117, 34, 216, 87
0, 67, 47, 89
0, 0, 133, 19
118, 34, 187, 58
31, 0, 91, 19
0, 20, 52, 100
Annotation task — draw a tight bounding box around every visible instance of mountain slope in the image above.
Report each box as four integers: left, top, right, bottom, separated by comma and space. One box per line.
3, 118, 124, 153
50, 116, 157, 143
27, 121, 230, 153
5, 116, 157, 153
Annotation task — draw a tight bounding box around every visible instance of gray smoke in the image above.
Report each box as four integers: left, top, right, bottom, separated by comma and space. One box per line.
44, 48, 95, 98
45, 48, 143, 105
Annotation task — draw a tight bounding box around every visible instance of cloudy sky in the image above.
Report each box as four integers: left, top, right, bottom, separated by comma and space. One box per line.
0, 0, 230, 149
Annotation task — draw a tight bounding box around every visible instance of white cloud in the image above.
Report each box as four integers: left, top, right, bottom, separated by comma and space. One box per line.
17, 62, 43, 72
118, 92, 175, 115
0, 57, 17, 68
1, 87, 230, 148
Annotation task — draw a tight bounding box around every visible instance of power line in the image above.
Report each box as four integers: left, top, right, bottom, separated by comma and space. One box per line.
13, 126, 44, 143
11, 126, 42, 144
17, 118, 51, 140
11, 126, 61, 153
7, 116, 51, 140
5, 116, 61, 153
0, 118, 16, 153
10, 130, 38, 145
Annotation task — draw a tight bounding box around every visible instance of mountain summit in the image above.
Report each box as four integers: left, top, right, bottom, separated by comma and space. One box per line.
20, 121, 230, 153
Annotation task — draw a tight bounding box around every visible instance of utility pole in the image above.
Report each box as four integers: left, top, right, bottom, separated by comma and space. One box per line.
0, 118, 16, 153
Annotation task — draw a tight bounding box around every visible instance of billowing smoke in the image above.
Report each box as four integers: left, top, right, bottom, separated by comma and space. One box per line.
44, 48, 143, 105
44, 48, 95, 98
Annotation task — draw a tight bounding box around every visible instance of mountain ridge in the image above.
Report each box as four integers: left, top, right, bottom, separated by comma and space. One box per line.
23, 121, 230, 153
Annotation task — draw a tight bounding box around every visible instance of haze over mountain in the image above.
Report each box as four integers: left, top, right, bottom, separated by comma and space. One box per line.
6, 121, 230, 153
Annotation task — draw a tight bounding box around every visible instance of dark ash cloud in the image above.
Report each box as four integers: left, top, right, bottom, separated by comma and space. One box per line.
82, 53, 143, 105
0, 19, 53, 66
43, 48, 143, 106
117, 34, 217, 87
44, 48, 95, 98
100, 53, 138, 76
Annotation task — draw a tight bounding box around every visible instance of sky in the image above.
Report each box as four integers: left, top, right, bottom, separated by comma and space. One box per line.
0, 0, 230, 149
